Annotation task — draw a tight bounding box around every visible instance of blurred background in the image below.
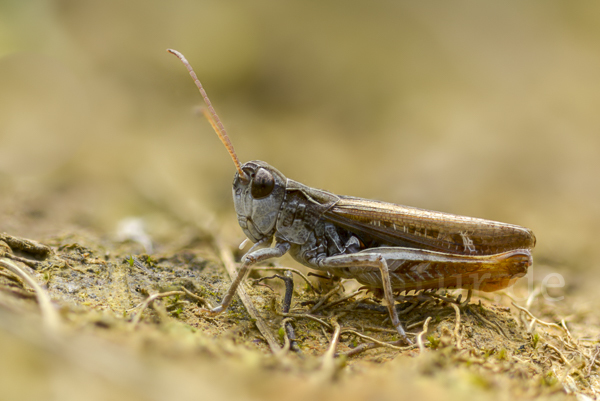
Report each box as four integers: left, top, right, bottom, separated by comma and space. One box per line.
1, 0, 600, 280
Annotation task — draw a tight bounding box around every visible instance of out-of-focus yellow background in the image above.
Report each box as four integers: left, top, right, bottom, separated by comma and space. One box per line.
3, 1, 600, 272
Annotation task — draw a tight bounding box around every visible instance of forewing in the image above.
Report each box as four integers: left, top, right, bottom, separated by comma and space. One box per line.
324, 196, 535, 255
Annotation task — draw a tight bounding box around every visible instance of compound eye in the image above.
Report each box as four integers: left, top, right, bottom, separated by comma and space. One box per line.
251, 168, 275, 199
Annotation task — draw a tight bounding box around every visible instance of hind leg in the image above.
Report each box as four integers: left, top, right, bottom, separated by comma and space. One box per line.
314, 252, 411, 344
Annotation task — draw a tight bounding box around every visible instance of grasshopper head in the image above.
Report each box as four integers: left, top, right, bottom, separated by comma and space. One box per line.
233, 161, 287, 242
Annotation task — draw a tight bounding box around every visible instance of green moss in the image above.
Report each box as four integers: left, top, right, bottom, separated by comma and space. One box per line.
496, 348, 508, 360
532, 333, 540, 349
541, 371, 558, 387
427, 335, 441, 350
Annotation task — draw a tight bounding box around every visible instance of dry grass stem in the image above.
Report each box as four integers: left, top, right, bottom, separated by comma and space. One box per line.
340, 328, 408, 351
357, 325, 397, 334
406, 319, 429, 330
417, 316, 432, 354
397, 300, 419, 316
320, 289, 364, 311
310, 282, 343, 313
338, 339, 415, 358
450, 302, 462, 349
560, 319, 575, 343
512, 302, 568, 335
320, 316, 341, 377
180, 286, 212, 308
543, 342, 572, 367
587, 346, 600, 377
252, 266, 318, 293
130, 290, 185, 325
0, 258, 60, 333
279, 312, 333, 330
525, 287, 541, 309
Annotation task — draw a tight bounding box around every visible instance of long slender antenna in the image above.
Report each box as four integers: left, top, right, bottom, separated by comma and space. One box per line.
167, 49, 248, 181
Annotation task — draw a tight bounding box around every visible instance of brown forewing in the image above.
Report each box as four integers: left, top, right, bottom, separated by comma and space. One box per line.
323, 196, 536, 256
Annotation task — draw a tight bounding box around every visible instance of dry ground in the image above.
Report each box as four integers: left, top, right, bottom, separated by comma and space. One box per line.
0, 203, 598, 401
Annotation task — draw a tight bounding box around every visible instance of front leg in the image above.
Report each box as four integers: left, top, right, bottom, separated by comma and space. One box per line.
314, 253, 411, 344
210, 240, 291, 314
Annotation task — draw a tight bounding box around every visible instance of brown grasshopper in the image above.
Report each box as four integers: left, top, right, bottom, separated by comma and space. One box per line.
167, 49, 536, 342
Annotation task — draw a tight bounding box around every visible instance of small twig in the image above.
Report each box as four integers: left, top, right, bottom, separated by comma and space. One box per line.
278, 312, 333, 330
512, 302, 568, 335
320, 316, 341, 376
417, 316, 432, 354
252, 266, 319, 294
309, 282, 343, 313
544, 342, 572, 367
560, 319, 575, 344
251, 275, 277, 292
450, 302, 462, 349
307, 272, 332, 280
587, 345, 600, 377
131, 291, 185, 325
319, 325, 329, 341
425, 292, 462, 305
358, 325, 397, 334
525, 286, 542, 309
0, 258, 60, 333
180, 286, 212, 308
351, 301, 388, 314
339, 339, 416, 357
340, 329, 409, 351
406, 319, 429, 330
397, 300, 420, 316
319, 289, 363, 311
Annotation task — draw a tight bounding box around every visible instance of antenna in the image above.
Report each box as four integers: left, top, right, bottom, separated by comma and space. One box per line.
167, 49, 248, 181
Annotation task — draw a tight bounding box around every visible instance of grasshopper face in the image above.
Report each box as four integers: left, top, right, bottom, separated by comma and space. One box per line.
232, 161, 287, 243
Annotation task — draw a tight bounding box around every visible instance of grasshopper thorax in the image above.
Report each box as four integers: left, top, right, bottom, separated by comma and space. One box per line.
233, 161, 287, 243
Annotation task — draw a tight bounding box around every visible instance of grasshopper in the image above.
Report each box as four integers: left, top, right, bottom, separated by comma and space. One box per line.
167, 49, 536, 342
